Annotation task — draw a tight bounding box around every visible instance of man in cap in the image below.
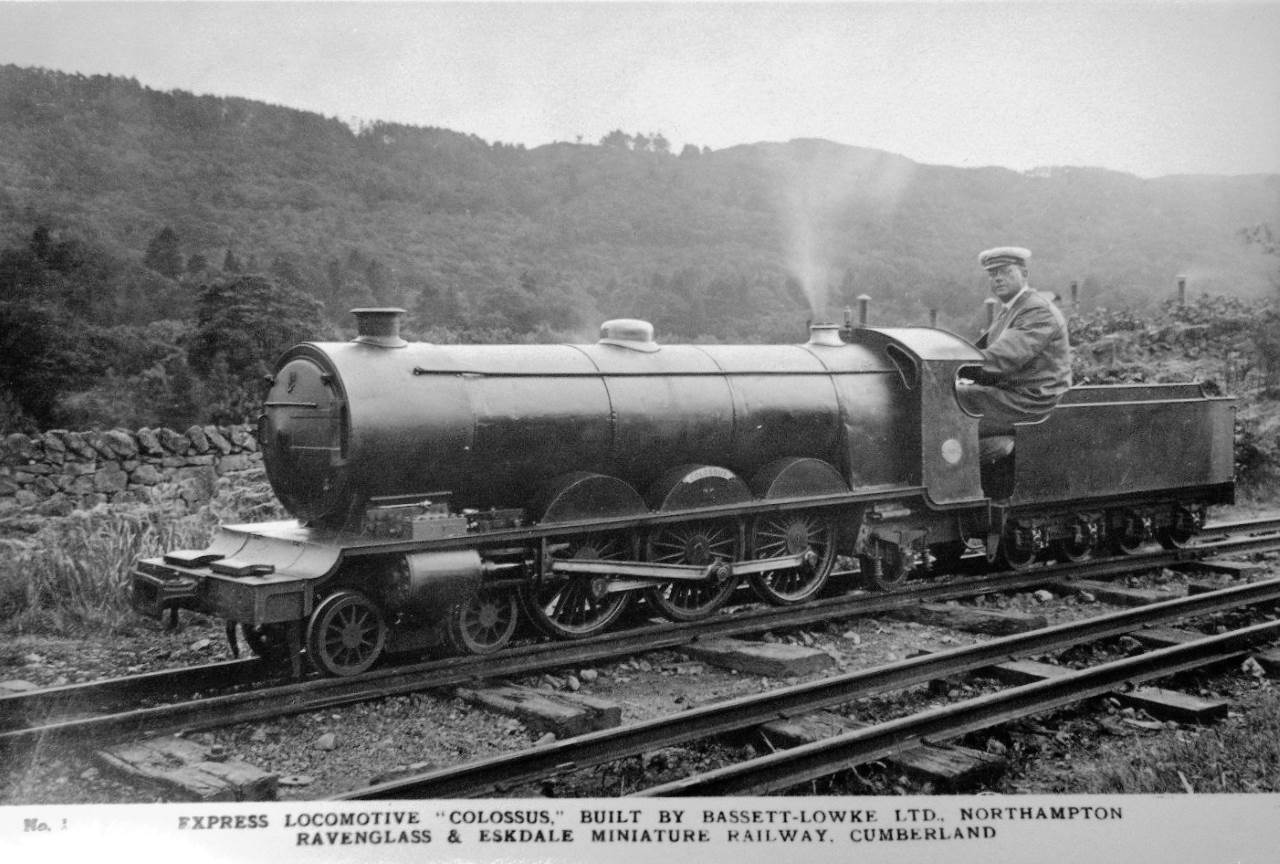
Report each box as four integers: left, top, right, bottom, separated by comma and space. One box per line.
957, 246, 1071, 464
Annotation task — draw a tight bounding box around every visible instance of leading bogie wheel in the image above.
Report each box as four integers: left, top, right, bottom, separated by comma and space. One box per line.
748, 511, 837, 605
645, 520, 742, 621
306, 590, 387, 677
521, 533, 633, 639
240, 622, 291, 663
446, 588, 519, 655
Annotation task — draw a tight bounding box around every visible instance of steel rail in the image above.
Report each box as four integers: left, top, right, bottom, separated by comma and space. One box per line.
639, 617, 1280, 796
336, 576, 1280, 799
6, 523, 1278, 750
1204, 514, 1280, 534
0, 658, 263, 730
0, 563, 1061, 743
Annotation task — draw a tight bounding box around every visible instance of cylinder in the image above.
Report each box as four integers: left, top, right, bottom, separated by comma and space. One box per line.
857, 294, 871, 326
392, 549, 484, 614
1070, 280, 1079, 308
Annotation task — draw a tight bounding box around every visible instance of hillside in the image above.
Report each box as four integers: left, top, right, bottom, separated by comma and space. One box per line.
0, 64, 1277, 435
1, 64, 1277, 337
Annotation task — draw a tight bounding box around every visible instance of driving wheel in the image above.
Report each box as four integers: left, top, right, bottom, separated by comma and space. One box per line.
645, 520, 741, 621
748, 511, 837, 604
522, 533, 633, 639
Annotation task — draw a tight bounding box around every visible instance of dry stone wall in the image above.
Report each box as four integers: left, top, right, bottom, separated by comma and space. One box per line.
0, 425, 266, 523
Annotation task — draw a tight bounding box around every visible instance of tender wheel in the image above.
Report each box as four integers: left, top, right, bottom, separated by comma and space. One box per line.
927, 541, 968, 575
1112, 510, 1148, 555
1054, 519, 1095, 564
859, 541, 911, 591
446, 588, 519, 655
999, 542, 1038, 570
748, 511, 837, 605
645, 520, 742, 621
522, 533, 632, 639
1157, 506, 1198, 550
240, 622, 290, 662
996, 521, 1039, 571
306, 590, 387, 677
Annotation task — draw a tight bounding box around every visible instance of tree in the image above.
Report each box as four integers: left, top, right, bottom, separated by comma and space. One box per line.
143, 226, 184, 278
1240, 224, 1277, 257
223, 249, 242, 273
651, 132, 670, 155
187, 275, 328, 419
600, 129, 631, 149
410, 280, 461, 330
365, 257, 394, 304
268, 254, 308, 292
1241, 223, 1280, 394
0, 303, 84, 428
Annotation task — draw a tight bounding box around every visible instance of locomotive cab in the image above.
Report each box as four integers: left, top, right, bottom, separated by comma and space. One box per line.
842, 327, 990, 507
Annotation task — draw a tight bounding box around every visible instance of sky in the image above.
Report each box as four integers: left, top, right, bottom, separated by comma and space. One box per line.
1, 2, 1279, 177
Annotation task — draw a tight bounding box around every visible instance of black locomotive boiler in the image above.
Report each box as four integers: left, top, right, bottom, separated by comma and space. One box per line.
131, 310, 1235, 676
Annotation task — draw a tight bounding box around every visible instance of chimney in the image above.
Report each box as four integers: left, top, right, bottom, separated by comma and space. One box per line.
352, 308, 407, 348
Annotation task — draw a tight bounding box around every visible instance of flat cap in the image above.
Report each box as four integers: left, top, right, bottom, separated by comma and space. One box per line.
978, 246, 1031, 270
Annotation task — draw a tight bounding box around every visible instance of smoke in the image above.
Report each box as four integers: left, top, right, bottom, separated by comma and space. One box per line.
776, 143, 917, 321
785, 200, 827, 318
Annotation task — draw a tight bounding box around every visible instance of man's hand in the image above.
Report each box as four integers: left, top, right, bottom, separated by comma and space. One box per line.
960, 367, 1002, 387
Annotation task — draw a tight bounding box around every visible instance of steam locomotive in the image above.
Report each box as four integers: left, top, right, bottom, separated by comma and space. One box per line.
131, 309, 1235, 676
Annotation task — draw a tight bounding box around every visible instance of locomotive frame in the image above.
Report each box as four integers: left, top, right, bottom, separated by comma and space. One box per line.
131, 311, 1235, 677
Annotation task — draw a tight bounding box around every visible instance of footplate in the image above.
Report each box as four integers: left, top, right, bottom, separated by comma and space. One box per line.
129, 521, 341, 625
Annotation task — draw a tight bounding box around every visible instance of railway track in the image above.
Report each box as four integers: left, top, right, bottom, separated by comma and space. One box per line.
4, 517, 1278, 753
643, 617, 1279, 796
337, 575, 1280, 799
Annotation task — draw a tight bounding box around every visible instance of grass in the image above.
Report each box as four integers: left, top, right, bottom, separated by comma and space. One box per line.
0, 481, 285, 635
1080, 685, 1280, 793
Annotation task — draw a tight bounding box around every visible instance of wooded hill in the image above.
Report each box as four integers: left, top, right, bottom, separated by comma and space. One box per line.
0, 64, 1277, 432
3, 65, 1278, 331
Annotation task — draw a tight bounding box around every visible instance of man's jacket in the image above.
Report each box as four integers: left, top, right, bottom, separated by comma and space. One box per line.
974, 288, 1072, 415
